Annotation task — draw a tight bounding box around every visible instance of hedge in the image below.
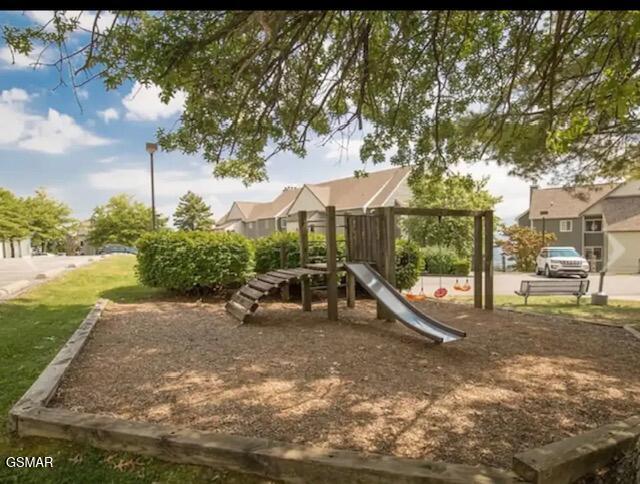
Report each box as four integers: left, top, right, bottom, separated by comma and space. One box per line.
136, 229, 428, 293
253, 231, 346, 273
136, 231, 253, 292
395, 239, 424, 290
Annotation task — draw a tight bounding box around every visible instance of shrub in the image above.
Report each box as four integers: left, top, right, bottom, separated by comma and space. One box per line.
136, 231, 253, 292
452, 258, 471, 276
253, 231, 345, 273
395, 239, 424, 290
421, 246, 470, 275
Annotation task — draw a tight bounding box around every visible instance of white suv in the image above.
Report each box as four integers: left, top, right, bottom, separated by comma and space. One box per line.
536, 246, 590, 278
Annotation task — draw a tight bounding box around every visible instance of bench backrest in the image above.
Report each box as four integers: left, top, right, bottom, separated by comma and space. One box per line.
519, 280, 590, 295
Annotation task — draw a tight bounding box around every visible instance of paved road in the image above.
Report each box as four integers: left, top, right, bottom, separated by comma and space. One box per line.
0, 256, 99, 296
410, 271, 640, 300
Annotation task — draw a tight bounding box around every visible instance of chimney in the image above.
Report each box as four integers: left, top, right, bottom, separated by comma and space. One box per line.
530, 184, 538, 206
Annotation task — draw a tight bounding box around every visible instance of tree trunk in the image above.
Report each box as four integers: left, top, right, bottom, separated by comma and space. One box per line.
9, 238, 15, 258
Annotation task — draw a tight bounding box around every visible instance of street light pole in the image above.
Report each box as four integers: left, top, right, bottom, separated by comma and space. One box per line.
146, 142, 158, 230
540, 210, 549, 247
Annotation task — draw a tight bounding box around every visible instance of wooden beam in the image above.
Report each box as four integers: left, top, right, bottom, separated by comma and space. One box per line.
279, 245, 290, 301
345, 216, 356, 308
326, 206, 338, 321
298, 211, 311, 311
473, 215, 483, 309
12, 406, 518, 484
381, 207, 396, 322
375, 211, 385, 319
484, 211, 494, 310
393, 207, 485, 217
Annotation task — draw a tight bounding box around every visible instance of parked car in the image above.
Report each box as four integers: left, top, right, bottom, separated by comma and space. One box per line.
535, 246, 590, 278
98, 244, 138, 255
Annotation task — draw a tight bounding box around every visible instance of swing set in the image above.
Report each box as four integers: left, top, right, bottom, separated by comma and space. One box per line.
406, 214, 472, 300
391, 207, 494, 309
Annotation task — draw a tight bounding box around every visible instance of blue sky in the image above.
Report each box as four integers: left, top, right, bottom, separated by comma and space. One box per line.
0, 11, 532, 226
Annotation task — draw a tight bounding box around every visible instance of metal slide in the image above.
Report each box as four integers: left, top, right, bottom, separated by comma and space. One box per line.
344, 262, 466, 344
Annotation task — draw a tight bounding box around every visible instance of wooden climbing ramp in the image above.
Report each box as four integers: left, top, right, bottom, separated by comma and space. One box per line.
226, 267, 327, 322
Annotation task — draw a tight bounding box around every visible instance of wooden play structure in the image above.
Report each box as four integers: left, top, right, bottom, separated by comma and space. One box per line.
226, 205, 493, 342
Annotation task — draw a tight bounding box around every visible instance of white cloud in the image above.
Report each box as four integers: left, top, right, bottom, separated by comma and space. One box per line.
77, 88, 89, 100
455, 161, 531, 224
25, 10, 118, 34
1, 11, 117, 69
0, 88, 112, 154
1, 88, 30, 103
87, 165, 284, 227
97, 107, 119, 123
325, 138, 365, 161
122, 82, 186, 121
96, 156, 118, 164
0, 46, 42, 69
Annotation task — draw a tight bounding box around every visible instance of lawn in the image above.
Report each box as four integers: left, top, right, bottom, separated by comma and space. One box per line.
452, 294, 640, 326
0, 255, 269, 484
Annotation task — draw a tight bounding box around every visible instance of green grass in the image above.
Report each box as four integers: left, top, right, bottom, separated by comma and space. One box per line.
0, 256, 269, 483
453, 294, 640, 326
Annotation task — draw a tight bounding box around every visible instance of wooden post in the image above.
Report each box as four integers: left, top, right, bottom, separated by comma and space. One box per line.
298, 211, 311, 311
473, 215, 483, 309
345, 216, 356, 308
375, 210, 385, 319
484, 211, 494, 310
326, 206, 338, 321
279, 245, 290, 301
382, 207, 396, 322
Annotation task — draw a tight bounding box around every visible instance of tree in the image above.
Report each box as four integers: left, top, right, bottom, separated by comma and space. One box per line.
88, 194, 167, 247
0, 188, 29, 257
5, 11, 640, 185
23, 188, 74, 252
498, 224, 557, 272
173, 191, 214, 231
403, 174, 501, 258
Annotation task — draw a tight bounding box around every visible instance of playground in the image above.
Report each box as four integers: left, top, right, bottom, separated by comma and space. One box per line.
12, 207, 640, 481
52, 297, 640, 469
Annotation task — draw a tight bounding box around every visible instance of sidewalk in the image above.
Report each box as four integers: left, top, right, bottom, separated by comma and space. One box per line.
0, 256, 100, 301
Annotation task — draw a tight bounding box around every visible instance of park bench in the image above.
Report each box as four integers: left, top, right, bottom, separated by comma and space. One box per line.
515, 279, 590, 305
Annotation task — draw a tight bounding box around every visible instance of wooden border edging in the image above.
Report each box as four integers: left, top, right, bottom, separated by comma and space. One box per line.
513, 415, 640, 484
8, 298, 108, 432
12, 405, 519, 483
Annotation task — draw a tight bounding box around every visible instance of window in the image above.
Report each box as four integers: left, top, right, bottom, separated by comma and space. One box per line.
559, 220, 573, 232
278, 218, 287, 230
585, 218, 603, 233
549, 248, 580, 258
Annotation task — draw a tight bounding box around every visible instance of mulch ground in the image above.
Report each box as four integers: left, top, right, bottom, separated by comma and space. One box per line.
52, 298, 640, 469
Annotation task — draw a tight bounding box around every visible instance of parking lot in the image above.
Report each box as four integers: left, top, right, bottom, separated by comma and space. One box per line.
411, 271, 640, 300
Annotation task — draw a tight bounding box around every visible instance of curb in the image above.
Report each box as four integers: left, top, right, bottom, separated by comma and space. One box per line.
0, 279, 32, 298
35, 268, 67, 280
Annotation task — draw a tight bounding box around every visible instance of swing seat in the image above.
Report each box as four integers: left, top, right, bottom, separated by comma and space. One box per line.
434, 287, 448, 298
406, 293, 427, 301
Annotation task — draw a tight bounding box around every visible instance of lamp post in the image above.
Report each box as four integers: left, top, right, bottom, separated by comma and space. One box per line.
540, 210, 548, 246
146, 142, 158, 230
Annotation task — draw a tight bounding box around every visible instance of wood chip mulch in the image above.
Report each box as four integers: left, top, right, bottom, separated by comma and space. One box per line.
52, 298, 640, 469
